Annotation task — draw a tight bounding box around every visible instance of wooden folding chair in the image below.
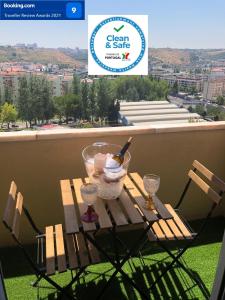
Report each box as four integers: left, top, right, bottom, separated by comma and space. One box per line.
142, 160, 225, 296
2, 181, 100, 299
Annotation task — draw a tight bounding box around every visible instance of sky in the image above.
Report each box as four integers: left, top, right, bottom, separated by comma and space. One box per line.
0, 0, 225, 49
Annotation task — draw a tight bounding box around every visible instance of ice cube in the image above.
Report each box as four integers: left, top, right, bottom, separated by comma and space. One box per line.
105, 157, 121, 170
94, 153, 106, 174
103, 168, 126, 183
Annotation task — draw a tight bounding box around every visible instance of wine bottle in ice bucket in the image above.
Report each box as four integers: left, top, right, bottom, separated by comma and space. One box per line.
110, 137, 133, 167
82, 140, 132, 200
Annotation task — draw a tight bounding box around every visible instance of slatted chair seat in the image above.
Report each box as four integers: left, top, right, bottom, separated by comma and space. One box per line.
148, 204, 193, 241
37, 225, 100, 276
3, 181, 101, 299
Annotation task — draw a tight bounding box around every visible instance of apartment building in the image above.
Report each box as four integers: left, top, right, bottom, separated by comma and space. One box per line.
203, 76, 225, 100
0, 70, 74, 103
154, 74, 204, 92
0, 71, 23, 103
48, 74, 73, 97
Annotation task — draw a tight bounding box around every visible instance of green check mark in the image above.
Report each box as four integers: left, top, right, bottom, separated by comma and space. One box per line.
114, 25, 124, 32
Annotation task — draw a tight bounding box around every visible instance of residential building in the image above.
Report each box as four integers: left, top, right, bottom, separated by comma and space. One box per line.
203, 76, 225, 101
154, 74, 205, 92
0, 71, 23, 103
48, 74, 73, 97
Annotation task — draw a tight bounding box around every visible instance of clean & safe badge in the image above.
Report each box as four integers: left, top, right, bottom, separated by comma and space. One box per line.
88, 15, 148, 75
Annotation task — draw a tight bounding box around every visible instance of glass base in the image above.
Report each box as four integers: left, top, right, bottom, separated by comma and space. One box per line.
81, 206, 98, 223
143, 197, 155, 211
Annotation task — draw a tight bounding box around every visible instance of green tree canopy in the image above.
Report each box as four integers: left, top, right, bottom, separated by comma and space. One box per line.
53, 94, 82, 123
217, 96, 225, 106
0, 102, 18, 129
17, 75, 53, 126
97, 78, 113, 118
81, 80, 89, 120
89, 81, 97, 121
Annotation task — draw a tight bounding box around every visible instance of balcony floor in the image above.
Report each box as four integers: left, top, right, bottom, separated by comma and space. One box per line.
1, 217, 225, 300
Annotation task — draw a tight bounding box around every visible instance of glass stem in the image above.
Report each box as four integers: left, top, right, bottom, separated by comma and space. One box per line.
87, 205, 92, 221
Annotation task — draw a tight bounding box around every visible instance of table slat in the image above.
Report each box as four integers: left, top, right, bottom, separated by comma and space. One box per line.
73, 179, 96, 232
106, 199, 128, 226
65, 234, 78, 269
129, 173, 172, 220
84, 178, 113, 229
60, 180, 79, 234
76, 233, 90, 267
119, 189, 144, 224
124, 176, 158, 222
86, 233, 100, 264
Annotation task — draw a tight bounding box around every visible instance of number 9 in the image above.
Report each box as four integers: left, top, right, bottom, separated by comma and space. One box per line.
72, 7, 77, 13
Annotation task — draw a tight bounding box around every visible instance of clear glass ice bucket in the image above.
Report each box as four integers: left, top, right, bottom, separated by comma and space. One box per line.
82, 142, 131, 200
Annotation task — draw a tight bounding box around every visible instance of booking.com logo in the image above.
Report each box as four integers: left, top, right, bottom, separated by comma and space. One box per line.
122, 52, 130, 60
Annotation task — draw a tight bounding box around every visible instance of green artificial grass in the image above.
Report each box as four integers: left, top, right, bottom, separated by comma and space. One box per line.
1, 217, 225, 300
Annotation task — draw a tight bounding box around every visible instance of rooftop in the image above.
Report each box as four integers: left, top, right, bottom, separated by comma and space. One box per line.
119, 101, 205, 125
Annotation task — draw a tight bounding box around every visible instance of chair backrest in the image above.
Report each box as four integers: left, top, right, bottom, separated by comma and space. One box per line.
210, 230, 225, 300
3, 181, 24, 241
189, 160, 225, 205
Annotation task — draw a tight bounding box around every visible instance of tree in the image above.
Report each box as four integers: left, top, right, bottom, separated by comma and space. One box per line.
217, 96, 225, 106
188, 106, 194, 113
3, 85, 13, 103
218, 111, 225, 121
39, 77, 54, 122
126, 87, 139, 100
113, 76, 169, 101
53, 94, 82, 123
108, 100, 120, 124
89, 81, 97, 122
0, 89, 2, 105
72, 74, 81, 96
0, 102, 18, 129
171, 81, 179, 95
81, 80, 89, 120
97, 78, 112, 119
207, 105, 221, 120
17, 76, 32, 127
18, 75, 53, 127
195, 104, 205, 116
53, 96, 65, 122
189, 86, 197, 95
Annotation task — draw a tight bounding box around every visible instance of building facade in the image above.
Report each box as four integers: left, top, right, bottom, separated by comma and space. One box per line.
203, 77, 225, 101
153, 74, 204, 92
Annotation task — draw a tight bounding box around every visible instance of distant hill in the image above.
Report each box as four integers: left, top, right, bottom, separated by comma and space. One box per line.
0, 46, 225, 67
150, 48, 190, 65
149, 48, 225, 65
0, 46, 85, 67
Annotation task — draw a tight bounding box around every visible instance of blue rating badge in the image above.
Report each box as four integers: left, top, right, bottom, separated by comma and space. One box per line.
66, 2, 83, 19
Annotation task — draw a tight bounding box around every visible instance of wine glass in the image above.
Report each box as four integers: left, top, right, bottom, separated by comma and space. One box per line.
143, 174, 160, 210
80, 183, 98, 223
